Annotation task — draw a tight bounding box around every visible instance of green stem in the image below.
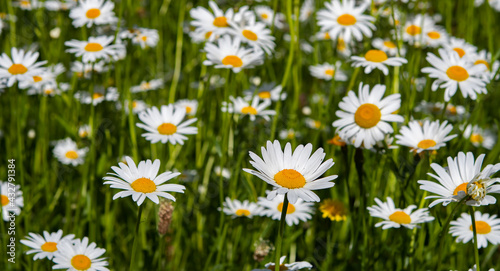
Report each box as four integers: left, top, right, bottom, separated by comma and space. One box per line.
130, 204, 145, 271
168, 1, 186, 104
470, 207, 481, 271
436, 197, 467, 270
275, 195, 289, 271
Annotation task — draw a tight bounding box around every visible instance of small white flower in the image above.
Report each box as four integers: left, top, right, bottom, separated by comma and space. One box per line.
309, 62, 348, 81
367, 197, 434, 229
20, 230, 75, 261
52, 237, 109, 271
221, 198, 263, 218
350, 49, 407, 75
258, 193, 315, 226
65, 36, 126, 63
53, 138, 88, 166
450, 211, 500, 249
222, 96, 275, 121
69, 0, 117, 28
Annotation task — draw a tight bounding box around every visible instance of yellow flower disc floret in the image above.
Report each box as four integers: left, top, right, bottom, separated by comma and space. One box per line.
130, 177, 157, 193
71, 254, 92, 271
274, 169, 306, 189
354, 103, 381, 129
389, 211, 411, 224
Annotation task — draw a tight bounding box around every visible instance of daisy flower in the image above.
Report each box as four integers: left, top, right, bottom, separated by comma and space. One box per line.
0, 47, 47, 87
174, 99, 198, 116
319, 199, 347, 221
18, 63, 65, 91
471, 49, 500, 80
418, 152, 500, 208
190, 0, 234, 36
136, 104, 198, 145
229, 19, 275, 55
305, 118, 325, 130
130, 79, 164, 93
78, 124, 91, 138
74, 87, 119, 106
103, 156, 185, 205
372, 38, 405, 56
221, 198, 263, 218
69, 0, 117, 28
424, 26, 448, 48
253, 256, 313, 271
367, 197, 434, 229
309, 62, 348, 81
299, 0, 315, 22
44, 0, 77, 11
132, 28, 159, 49
316, 0, 376, 43
13, 0, 42, 10
244, 140, 337, 204
254, 6, 286, 30
222, 96, 276, 121
421, 49, 488, 101
351, 49, 407, 75
1, 181, 24, 222
52, 237, 109, 271
53, 138, 88, 166
244, 83, 286, 102
463, 124, 496, 150
65, 36, 126, 63
395, 120, 456, 153
442, 37, 478, 59
20, 230, 75, 261
116, 99, 147, 114
258, 193, 315, 226
26, 82, 69, 96
71, 60, 107, 78
450, 211, 500, 249
214, 166, 231, 179
203, 35, 264, 73
279, 129, 300, 140
401, 14, 435, 45
332, 83, 404, 149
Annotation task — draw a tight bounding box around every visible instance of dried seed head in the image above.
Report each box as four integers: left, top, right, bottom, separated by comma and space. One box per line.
253, 239, 273, 262
158, 199, 174, 235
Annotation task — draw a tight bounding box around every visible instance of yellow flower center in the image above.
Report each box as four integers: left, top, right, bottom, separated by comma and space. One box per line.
1, 195, 9, 206
446, 65, 469, 82
92, 93, 104, 100
157, 123, 177, 135
221, 55, 243, 68
130, 177, 157, 193
277, 202, 296, 214
41, 242, 58, 252
328, 135, 346, 147
258, 91, 271, 99
205, 31, 212, 39
274, 169, 306, 189
337, 14, 357, 26
65, 151, 79, 159
21, 0, 30, 7
364, 49, 388, 62
141, 82, 151, 89
453, 182, 468, 196
319, 199, 347, 221
470, 221, 491, 234
417, 139, 436, 150
44, 89, 54, 95
141, 36, 147, 42
235, 209, 251, 216
474, 60, 490, 70
8, 64, 28, 75
447, 105, 457, 115
470, 133, 484, 144
85, 8, 101, 19
324, 69, 335, 76
261, 13, 269, 19
313, 120, 322, 129
185, 106, 192, 113
213, 16, 228, 27
84, 43, 104, 52
241, 106, 257, 115
337, 38, 346, 51
383, 41, 397, 49
71, 254, 91, 270
33, 76, 42, 82
453, 48, 466, 58
389, 211, 411, 224
427, 31, 441, 39
242, 30, 258, 41
132, 101, 137, 108
324, 32, 331, 39
406, 25, 421, 36
354, 103, 381, 129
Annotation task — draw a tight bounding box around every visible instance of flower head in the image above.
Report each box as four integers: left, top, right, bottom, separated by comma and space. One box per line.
20, 230, 75, 261
367, 197, 434, 229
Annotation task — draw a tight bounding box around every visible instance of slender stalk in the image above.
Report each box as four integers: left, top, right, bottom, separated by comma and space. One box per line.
130, 204, 145, 271
470, 207, 481, 271
275, 195, 289, 271
168, 1, 186, 104
436, 197, 467, 270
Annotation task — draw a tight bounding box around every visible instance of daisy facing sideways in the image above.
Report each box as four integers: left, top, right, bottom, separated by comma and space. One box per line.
1, 181, 24, 222
222, 96, 276, 121
450, 211, 500, 249
65, 36, 126, 63
52, 237, 109, 271
0, 47, 47, 87
258, 193, 314, 226
103, 156, 185, 206
244, 140, 337, 204
418, 152, 500, 208
463, 124, 496, 150
421, 48, 489, 101
243, 83, 286, 102
52, 138, 88, 166
20, 230, 75, 261
332, 83, 404, 149
367, 197, 434, 229
395, 120, 456, 153
221, 197, 263, 218
69, 0, 117, 28
252, 256, 313, 271
309, 62, 348, 81
350, 49, 407, 75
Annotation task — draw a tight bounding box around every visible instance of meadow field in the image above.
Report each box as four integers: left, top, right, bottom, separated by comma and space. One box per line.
1, 0, 500, 270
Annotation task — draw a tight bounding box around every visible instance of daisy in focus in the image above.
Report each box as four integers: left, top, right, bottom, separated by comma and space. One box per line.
69, 0, 117, 28
130, 79, 164, 93
449, 211, 500, 249
367, 197, 434, 229
421, 48, 489, 101
317, 0, 375, 43
350, 49, 407, 75
203, 35, 264, 73
1, 181, 24, 222
0, 47, 47, 87
258, 193, 314, 226
136, 104, 198, 145
221, 198, 263, 218
252, 256, 313, 271
52, 237, 109, 271
309, 62, 348, 81
243, 83, 286, 102
221, 96, 276, 121
244, 140, 337, 204
319, 199, 347, 221
418, 152, 500, 208
395, 120, 457, 153
103, 156, 185, 205
463, 124, 496, 150
65, 36, 126, 63
332, 83, 404, 149
20, 230, 75, 261
53, 138, 88, 166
